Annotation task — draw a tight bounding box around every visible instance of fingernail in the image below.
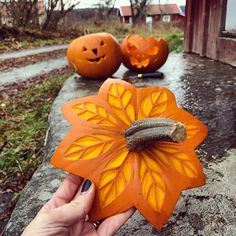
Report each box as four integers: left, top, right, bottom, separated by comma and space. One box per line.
81, 179, 92, 192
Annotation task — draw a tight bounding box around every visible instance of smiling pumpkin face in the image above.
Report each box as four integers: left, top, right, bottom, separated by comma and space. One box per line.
67, 33, 122, 79
121, 35, 169, 73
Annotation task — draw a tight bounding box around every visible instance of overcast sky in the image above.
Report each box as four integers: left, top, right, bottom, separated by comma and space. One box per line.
78, 0, 186, 8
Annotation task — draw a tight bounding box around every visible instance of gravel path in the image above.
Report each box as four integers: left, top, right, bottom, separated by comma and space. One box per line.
0, 44, 68, 61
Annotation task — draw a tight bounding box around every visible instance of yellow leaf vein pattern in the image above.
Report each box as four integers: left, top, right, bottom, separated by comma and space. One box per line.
140, 153, 165, 212
65, 134, 114, 160
154, 146, 198, 178
99, 151, 131, 207
140, 90, 168, 117
107, 83, 135, 125
72, 102, 118, 127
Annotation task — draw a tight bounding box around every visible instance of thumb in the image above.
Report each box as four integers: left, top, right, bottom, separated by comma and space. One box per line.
49, 179, 95, 226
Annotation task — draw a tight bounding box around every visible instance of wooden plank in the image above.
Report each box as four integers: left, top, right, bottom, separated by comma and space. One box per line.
192, 0, 205, 54
185, 0, 206, 55
206, 0, 226, 59
184, 0, 194, 52
200, 0, 210, 56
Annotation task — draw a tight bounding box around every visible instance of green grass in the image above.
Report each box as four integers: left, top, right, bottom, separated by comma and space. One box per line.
129, 22, 184, 53
15, 38, 70, 47
65, 20, 184, 52
1, 21, 184, 52
165, 31, 184, 53
0, 72, 72, 184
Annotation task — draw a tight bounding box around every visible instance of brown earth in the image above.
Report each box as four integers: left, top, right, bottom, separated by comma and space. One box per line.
0, 26, 78, 53
0, 26, 63, 41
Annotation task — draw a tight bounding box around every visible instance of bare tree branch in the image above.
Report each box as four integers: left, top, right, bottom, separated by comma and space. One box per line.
129, 0, 150, 26
5, 0, 42, 27
42, 0, 80, 30
95, 0, 117, 19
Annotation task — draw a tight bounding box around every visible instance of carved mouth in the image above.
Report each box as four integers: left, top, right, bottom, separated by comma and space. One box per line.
130, 57, 150, 68
87, 55, 106, 63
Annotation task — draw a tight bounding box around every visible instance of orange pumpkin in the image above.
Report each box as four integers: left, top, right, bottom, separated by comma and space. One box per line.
67, 33, 122, 79
121, 34, 169, 73
51, 79, 208, 230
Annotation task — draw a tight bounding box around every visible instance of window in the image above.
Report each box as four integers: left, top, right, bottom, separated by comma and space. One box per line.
225, 0, 236, 32
222, 0, 236, 37
162, 15, 171, 22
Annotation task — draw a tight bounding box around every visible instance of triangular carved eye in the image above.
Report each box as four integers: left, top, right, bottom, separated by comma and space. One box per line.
82, 46, 87, 52
127, 42, 139, 53
145, 46, 159, 56
100, 40, 104, 46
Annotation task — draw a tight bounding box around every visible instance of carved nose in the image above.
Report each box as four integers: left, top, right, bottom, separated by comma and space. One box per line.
92, 48, 97, 55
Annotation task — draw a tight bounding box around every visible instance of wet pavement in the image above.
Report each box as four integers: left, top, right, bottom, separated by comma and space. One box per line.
4, 53, 236, 235
69, 52, 236, 169
0, 44, 68, 61
0, 57, 67, 90
115, 53, 236, 163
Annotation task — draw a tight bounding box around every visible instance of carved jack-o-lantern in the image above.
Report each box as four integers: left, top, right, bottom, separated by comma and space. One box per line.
67, 33, 122, 79
51, 79, 208, 230
121, 35, 169, 73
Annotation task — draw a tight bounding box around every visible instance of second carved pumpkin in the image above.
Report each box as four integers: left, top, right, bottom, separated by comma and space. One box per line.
121, 35, 169, 73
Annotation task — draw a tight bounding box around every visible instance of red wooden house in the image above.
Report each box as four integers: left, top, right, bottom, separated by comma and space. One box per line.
120, 4, 185, 27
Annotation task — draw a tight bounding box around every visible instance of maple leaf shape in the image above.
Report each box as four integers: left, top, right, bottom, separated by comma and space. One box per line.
51, 79, 208, 230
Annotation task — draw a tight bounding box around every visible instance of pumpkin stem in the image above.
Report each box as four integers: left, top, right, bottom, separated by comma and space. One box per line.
124, 118, 186, 151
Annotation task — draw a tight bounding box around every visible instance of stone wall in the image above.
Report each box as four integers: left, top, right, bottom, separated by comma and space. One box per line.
4, 55, 236, 235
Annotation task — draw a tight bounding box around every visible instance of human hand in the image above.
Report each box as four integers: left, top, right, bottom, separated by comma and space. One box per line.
22, 174, 135, 236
